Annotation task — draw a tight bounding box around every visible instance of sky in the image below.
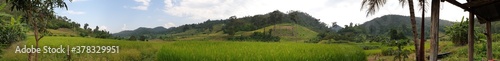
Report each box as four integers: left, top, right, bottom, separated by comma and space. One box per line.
54, 0, 469, 33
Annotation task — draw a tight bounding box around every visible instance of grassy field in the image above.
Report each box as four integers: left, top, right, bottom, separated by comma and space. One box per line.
157, 41, 366, 61
1, 36, 366, 61
1, 36, 165, 61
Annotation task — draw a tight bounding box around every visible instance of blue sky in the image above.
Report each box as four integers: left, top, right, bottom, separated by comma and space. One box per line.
55, 0, 469, 33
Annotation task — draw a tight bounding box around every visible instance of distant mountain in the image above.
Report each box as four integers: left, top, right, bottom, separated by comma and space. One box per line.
113, 26, 168, 37
360, 15, 455, 37
330, 25, 343, 32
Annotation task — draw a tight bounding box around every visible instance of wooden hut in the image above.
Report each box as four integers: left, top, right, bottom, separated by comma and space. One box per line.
427, 0, 500, 61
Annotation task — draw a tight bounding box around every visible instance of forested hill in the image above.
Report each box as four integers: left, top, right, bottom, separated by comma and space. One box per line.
360, 15, 454, 37
113, 10, 331, 38
112, 26, 168, 37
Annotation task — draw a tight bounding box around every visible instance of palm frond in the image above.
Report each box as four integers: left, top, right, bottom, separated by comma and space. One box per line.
361, 0, 387, 17
399, 0, 407, 8
418, 0, 428, 13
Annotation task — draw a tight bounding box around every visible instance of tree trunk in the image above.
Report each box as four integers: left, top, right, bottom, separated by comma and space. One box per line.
430, 0, 440, 60
418, 0, 426, 60
407, 0, 419, 60
419, 2, 426, 60
34, 17, 39, 61
27, 10, 33, 61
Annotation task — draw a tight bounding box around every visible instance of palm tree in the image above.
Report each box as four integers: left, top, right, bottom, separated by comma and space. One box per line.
361, 0, 427, 60
417, 0, 427, 61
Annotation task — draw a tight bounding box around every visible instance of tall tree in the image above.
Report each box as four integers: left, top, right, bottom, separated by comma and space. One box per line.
94, 26, 99, 32
223, 16, 239, 36
269, 10, 284, 35
6, 0, 69, 60
84, 23, 89, 30
418, 0, 427, 60
361, 0, 427, 60
289, 11, 300, 36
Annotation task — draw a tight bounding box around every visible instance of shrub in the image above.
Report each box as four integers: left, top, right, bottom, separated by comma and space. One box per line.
0, 16, 27, 45
445, 17, 483, 46
228, 32, 280, 42
305, 37, 321, 43
382, 48, 395, 56
359, 45, 381, 50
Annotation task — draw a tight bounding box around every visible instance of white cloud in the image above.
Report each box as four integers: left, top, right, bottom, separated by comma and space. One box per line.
121, 24, 127, 30
163, 22, 176, 28
67, 10, 85, 15
100, 25, 108, 30
132, 0, 151, 10
163, 0, 469, 26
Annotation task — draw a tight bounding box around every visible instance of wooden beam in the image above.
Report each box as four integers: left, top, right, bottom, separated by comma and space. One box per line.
468, 12, 475, 61
465, 0, 500, 8
445, 0, 471, 11
430, 0, 441, 61
486, 20, 493, 60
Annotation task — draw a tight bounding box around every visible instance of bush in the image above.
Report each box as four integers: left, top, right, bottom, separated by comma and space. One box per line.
0, 16, 27, 45
359, 45, 381, 50
445, 17, 483, 46
228, 32, 280, 42
305, 37, 321, 43
493, 34, 500, 42
382, 48, 395, 56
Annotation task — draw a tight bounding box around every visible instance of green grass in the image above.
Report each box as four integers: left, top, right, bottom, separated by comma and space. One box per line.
47, 28, 79, 36
1, 36, 164, 61
2, 36, 367, 61
157, 41, 366, 61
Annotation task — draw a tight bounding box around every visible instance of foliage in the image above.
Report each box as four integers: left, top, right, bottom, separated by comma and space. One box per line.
223, 16, 246, 36
228, 32, 280, 42
389, 29, 407, 40
250, 32, 280, 42
305, 37, 322, 43
129, 36, 137, 41
335, 23, 369, 42
0, 15, 27, 45
157, 41, 366, 61
380, 40, 411, 61
139, 35, 148, 41
493, 34, 500, 42
361, 15, 453, 38
445, 17, 483, 46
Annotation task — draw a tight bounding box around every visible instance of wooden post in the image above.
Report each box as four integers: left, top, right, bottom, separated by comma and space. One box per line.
486, 21, 492, 60
430, 0, 440, 60
468, 12, 475, 61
